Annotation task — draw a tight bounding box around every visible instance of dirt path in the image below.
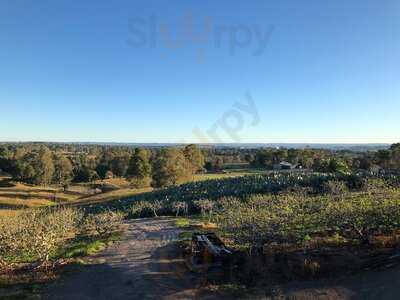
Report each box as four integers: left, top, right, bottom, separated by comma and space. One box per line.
43, 217, 400, 300
44, 218, 222, 300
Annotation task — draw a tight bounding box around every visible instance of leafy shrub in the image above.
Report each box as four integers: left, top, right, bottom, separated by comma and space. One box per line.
323, 196, 400, 244
343, 174, 367, 190
324, 180, 348, 200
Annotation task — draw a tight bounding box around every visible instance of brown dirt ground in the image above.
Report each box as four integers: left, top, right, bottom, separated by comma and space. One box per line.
43, 218, 227, 300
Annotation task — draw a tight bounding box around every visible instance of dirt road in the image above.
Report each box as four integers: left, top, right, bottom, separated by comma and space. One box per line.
44, 218, 223, 300
43, 218, 400, 300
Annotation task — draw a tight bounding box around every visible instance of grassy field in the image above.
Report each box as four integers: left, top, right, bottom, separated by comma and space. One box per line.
0, 176, 148, 215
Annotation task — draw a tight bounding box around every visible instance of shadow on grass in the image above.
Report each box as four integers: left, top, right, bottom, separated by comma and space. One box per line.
0, 233, 122, 300
0, 203, 26, 210
0, 178, 15, 188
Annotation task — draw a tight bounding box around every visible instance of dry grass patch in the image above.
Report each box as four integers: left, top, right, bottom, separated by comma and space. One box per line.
0, 198, 55, 208
0, 209, 20, 217
0, 178, 89, 208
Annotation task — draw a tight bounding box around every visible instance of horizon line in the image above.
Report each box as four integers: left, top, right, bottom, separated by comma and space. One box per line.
0, 140, 395, 145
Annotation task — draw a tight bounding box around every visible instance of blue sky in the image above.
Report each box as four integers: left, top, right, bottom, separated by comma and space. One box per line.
0, 0, 399, 143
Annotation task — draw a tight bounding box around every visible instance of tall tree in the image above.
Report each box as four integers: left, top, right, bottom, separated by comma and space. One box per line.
183, 144, 205, 174
110, 155, 130, 177
389, 143, 400, 170
152, 148, 191, 187
33, 146, 55, 185
53, 154, 73, 186
22, 164, 36, 183
126, 148, 152, 187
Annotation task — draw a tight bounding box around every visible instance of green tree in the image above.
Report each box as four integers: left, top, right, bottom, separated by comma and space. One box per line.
205, 157, 224, 172
53, 155, 73, 186
33, 146, 55, 185
183, 144, 205, 174
316, 158, 350, 174
22, 164, 36, 183
74, 167, 99, 182
375, 150, 391, 170
126, 148, 152, 187
152, 148, 191, 187
110, 155, 130, 177
389, 143, 400, 170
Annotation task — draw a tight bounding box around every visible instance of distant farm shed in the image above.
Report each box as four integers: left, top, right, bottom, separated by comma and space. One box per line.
273, 161, 295, 170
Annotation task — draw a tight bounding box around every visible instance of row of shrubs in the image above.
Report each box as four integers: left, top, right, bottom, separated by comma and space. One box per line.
128, 199, 214, 221
94, 172, 400, 214
216, 185, 400, 251
124, 177, 397, 218
0, 208, 124, 272
124, 178, 400, 253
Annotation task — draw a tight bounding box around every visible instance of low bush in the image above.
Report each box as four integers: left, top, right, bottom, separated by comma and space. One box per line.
171, 201, 188, 217
0, 207, 125, 272
323, 195, 400, 244
97, 172, 399, 215
193, 199, 215, 222
83, 210, 125, 236
0, 207, 82, 268
128, 201, 163, 218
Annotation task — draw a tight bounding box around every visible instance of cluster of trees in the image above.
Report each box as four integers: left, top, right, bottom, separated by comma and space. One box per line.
251, 148, 319, 169
250, 144, 400, 174
0, 144, 205, 188
0, 146, 73, 186
1, 142, 399, 187
373, 144, 400, 171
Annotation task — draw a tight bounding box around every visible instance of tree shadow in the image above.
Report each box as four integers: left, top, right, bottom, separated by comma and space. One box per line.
0, 177, 15, 188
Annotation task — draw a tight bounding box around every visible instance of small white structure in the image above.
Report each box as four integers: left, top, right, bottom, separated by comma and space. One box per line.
273, 161, 295, 170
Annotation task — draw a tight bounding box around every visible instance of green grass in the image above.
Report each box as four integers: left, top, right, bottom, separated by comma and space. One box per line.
178, 231, 193, 241
191, 172, 254, 182
57, 233, 121, 259
175, 218, 191, 228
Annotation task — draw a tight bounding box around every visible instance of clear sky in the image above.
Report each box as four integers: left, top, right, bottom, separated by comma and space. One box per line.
0, 0, 399, 144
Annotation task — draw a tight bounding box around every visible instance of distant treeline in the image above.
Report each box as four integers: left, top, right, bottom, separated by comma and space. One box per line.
0, 143, 399, 187
250, 144, 400, 173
